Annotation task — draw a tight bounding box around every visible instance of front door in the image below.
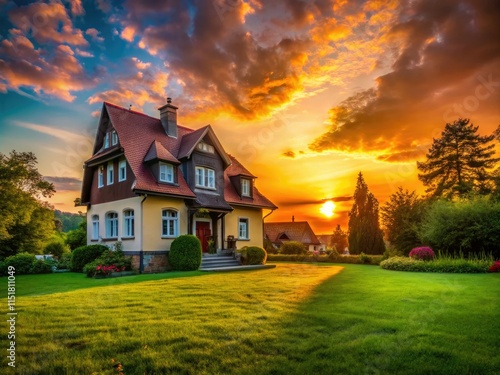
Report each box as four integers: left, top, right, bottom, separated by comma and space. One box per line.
196, 221, 211, 253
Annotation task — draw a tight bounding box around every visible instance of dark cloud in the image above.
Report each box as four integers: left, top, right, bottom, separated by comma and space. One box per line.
310, 0, 500, 161
282, 150, 296, 158
276, 195, 352, 207
44, 176, 82, 191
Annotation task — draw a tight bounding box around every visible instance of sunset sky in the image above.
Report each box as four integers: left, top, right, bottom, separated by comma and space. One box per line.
1, 0, 499, 234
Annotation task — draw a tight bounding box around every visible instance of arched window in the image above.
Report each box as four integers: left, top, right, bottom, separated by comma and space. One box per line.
91, 215, 99, 240
105, 212, 118, 238
162, 209, 178, 237
123, 209, 134, 237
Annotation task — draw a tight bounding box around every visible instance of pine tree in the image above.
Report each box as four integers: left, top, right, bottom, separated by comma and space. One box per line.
417, 118, 499, 198
330, 224, 348, 252
348, 172, 385, 254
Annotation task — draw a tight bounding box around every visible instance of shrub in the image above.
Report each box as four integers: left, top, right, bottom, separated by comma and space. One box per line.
380, 256, 490, 273
3, 253, 37, 275
409, 246, 435, 261
359, 252, 371, 264
65, 221, 87, 250
490, 261, 500, 273
44, 241, 68, 259
83, 248, 132, 277
168, 235, 202, 271
57, 253, 72, 269
280, 241, 307, 255
328, 249, 340, 261
240, 246, 267, 265
267, 253, 384, 265
71, 244, 108, 272
32, 259, 53, 274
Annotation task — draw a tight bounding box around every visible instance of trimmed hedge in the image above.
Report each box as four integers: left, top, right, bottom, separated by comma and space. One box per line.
168, 235, 202, 271
71, 244, 109, 272
380, 256, 491, 273
280, 241, 307, 255
240, 246, 267, 265
0, 253, 53, 275
267, 254, 384, 265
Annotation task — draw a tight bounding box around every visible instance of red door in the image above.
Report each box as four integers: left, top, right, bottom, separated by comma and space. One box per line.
196, 222, 211, 253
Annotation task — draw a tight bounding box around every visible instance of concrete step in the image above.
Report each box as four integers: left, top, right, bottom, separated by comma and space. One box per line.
200, 255, 240, 270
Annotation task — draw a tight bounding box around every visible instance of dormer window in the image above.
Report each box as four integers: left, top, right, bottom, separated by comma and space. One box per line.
159, 162, 174, 183
195, 166, 215, 189
241, 178, 251, 197
111, 130, 118, 146
197, 142, 214, 154
104, 133, 110, 148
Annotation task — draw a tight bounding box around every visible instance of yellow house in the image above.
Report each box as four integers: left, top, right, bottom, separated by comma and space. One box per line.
80, 99, 277, 272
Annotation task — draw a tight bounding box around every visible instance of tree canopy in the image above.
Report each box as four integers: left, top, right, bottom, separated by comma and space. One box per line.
0, 151, 56, 258
348, 172, 385, 255
417, 118, 499, 198
330, 224, 348, 251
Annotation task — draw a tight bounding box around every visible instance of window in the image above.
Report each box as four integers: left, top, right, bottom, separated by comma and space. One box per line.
197, 142, 214, 153
111, 130, 118, 146
195, 166, 215, 189
105, 212, 118, 238
107, 162, 114, 185
123, 209, 134, 237
241, 178, 251, 196
104, 132, 109, 148
98, 166, 104, 188
159, 162, 174, 183
162, 210, 178, 237
91, 215, 99, 240
119, 160, 127, 182
238, 218, 249, 240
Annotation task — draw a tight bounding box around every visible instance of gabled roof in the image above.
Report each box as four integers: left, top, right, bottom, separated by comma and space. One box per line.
264, 221, 321, 245
177, 125, 232, 168
82, 102, 277, 209
144, 139, 180, 164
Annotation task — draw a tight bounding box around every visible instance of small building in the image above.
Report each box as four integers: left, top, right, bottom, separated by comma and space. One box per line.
80, 99, 277, 272
264, 219, 324, 252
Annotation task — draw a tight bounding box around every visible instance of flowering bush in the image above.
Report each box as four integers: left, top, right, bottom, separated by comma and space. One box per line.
489, 261, 500, 273
95, 264, 125, 276
409, 246, 435, 261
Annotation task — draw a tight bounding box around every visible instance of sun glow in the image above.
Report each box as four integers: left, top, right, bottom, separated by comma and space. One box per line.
320, 200, 336, 217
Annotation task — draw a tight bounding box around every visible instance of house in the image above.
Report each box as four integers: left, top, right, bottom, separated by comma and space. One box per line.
317, 234, 333, 250
264, 218, 324, 252
80, 99, 277, 272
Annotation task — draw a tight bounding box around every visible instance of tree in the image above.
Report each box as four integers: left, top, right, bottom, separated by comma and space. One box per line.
348, 172, 385, 254
65, 220, 87, 250
417, 118, 499, 198
381, 187, 427, 255
330, 224, 348, 251
0, 151, 55, 258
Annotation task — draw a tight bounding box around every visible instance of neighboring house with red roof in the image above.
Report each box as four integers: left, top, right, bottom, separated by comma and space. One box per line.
81, 99, 277, 272
264, 219, 324, 252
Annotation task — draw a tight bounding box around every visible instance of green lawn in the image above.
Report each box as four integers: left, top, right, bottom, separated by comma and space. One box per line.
2, 264, 499, 374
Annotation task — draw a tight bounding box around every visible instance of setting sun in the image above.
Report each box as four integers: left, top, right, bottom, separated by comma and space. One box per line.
320, 200, 336, 218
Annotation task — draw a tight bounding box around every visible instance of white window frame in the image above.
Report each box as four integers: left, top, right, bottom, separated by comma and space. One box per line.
104, 132, 109, 148
107, 161, 114, 185
111, 130, 118, 146
197, 142, 214, 153
238, 218, 249, 240
98, 166, 104, 188
123, 209, 134, 238
105, 212, 118, 238
91, 215, 99, 240
118, 160, 127, 182
159, 162, 174, 183
162, 209, 179, 238
241, 178, 251, 196
195, 166, 215, 189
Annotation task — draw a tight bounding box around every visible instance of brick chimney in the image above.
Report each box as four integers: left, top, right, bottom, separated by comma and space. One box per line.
158, 97, 178, 138
292, 215, 295, 222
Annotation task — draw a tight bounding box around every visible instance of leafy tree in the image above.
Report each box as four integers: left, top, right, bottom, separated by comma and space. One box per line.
417, 118, 499, 198
348, 172, 385, 254
65, 220, 87, 250
381, 187, 427, 255
330, 224, 348, 251
0, 151, 55, 258
54, 210, 85, 232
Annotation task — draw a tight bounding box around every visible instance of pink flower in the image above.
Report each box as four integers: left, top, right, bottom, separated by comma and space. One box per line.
409, 246, 435, 261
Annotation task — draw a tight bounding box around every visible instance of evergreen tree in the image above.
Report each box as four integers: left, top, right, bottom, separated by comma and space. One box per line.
417, 118, 499, 198
330, 224, 348, 252
348, 172, 385, 254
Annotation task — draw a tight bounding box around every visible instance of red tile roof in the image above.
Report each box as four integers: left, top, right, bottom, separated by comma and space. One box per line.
82, 102, 277, 209
264, 221, 321, 245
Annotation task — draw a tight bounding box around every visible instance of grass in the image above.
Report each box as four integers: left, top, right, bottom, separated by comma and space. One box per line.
2, 264, 499, 374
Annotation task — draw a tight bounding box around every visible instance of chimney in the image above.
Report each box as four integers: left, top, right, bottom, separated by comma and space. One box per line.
158, 97, 178, 138
292, 215, 295, 222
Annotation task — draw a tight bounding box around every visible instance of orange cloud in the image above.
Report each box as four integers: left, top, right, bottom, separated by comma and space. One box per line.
8, 1, 88, 46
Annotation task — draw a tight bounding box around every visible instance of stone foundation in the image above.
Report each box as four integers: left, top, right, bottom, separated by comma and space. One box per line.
125, 251, 170, 273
